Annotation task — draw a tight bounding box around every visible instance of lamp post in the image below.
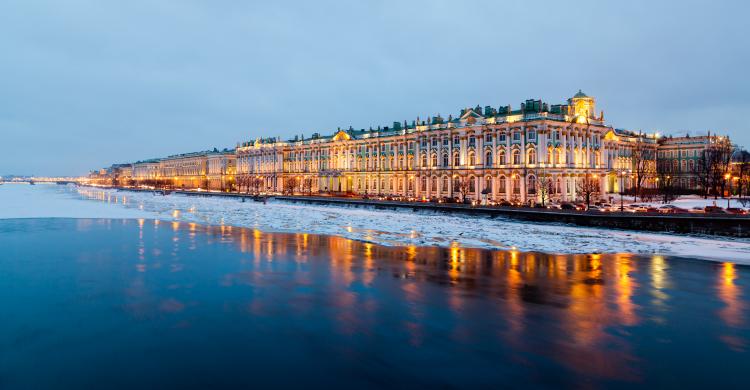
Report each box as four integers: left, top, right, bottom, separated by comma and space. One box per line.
619, 169, 625, 212
725, 173, 732, 208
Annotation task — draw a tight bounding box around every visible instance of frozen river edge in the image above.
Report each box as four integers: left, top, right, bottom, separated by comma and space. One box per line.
3, 183, 750, 264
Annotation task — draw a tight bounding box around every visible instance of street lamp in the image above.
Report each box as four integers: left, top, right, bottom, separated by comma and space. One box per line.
725, 173, 732, 208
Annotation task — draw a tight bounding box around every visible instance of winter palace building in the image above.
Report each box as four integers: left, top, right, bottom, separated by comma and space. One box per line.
96, 91, 728, 204
236, 91, 663, 203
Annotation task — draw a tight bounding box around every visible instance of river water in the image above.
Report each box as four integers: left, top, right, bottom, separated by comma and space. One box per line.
0, 185, 749, 388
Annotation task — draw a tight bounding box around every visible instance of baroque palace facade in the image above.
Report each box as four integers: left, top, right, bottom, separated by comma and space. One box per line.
236, 91, 658, 203
92, 91, 731, 204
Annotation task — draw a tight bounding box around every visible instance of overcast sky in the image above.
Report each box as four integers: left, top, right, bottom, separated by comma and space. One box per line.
1, 0, 748, 176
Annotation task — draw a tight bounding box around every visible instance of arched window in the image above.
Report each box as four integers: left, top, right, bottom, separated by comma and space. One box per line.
408, 178, 414, 191
431, 154, 437, 167
485, 151, 492, 166
512, 176, 521, 194
527, 175, 536, 194
421, 176, 427, 191
431, 176, 437, 192
468, 176, 476, 193
485, 176, 492, 193
468, 152, 475, 166
453, 153, 461, 166
442, 176, 449, 192
421, 153, 427, 167
528, 149, 536, 164
512, 150, 521, 165
554, 149, 561, 165
499, 176, 506, 193
442, 154, 449, 167
498, 150, 506, 165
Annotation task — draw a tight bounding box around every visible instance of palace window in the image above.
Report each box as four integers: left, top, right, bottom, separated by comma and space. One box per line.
453, 154, 461, 166
512, 150, 520, 165
498, 150, 506, 165
431, 154, 437, 167
443, 138, 449, 147
431, 177, 437, 192
453, 136, 460, 146
468, 152, 475, 166
485, 151, 492, 166
485, 134, 492, 143
442, 154, 449, 167
442, 177, 449, 192
421, 154, 427, 167
528, 130, 536, 140
499, 134, 506, 142
499, 176, 506, 193
528, 149, 536, 164
469, 177, 476, 193
485, 177, 492, 193
513, 132, 521, 141
421, 177, 427, 191
469, 137, 476, 147
432, 138, 438, 147
527, 175, 536, 194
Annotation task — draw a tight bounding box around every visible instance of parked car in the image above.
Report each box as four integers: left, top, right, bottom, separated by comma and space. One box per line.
704, 206, 727, 214
628, 204, 648, 213
560, 203, 578, 210
587, 205, 603, 212
726, 207, 748, 215
658, 205, 689, 214
547, 203, 562, 210
689, 206, 706, 214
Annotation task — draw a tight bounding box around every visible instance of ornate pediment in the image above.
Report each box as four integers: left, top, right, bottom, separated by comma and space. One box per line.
332, 130, 352, 141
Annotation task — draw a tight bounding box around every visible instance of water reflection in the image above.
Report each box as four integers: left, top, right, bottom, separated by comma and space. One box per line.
1, 218, 749, 388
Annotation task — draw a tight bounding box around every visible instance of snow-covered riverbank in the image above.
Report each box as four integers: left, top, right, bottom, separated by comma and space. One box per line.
3, 183, 750, 263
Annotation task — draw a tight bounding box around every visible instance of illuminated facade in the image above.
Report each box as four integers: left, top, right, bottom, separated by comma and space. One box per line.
207, 150, 237, 191
93, 91, 732, 201
237, 91, 659, 203
657, 134, 730, 190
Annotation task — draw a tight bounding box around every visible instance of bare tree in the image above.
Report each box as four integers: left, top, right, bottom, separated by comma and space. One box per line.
453, 176, 470, 203
576, 174, 599, 208
656, 169, 677, 204
302, 177, 314, 195
283, 177, 299, 195
692, 151, 711, 198
736, 149, 750, 198
631, 134, 655, 201
536, 174, 553, 207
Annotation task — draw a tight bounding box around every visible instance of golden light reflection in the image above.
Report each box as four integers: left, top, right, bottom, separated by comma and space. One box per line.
718, 262, 744, 329
650, 255, 669, 310
616, 255, 639, 326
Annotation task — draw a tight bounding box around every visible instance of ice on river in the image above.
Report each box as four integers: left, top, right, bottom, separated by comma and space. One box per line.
3, 183, 750, 263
